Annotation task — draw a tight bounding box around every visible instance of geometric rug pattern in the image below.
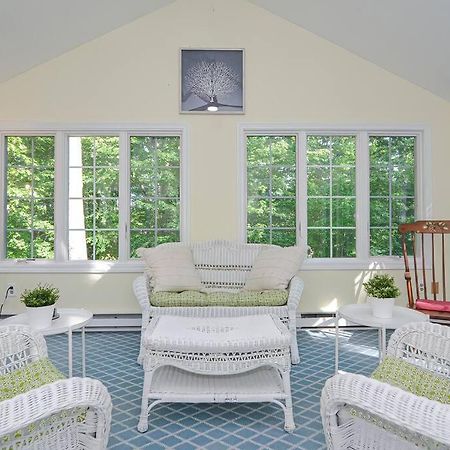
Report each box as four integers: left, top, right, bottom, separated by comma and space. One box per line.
46, 328, 381, 449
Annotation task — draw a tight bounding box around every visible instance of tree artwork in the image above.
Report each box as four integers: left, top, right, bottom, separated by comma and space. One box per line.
181, 49, 244, 112
185, 60, 239, 108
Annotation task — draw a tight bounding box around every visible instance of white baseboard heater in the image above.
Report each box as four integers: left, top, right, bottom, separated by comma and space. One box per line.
85, 313, 347, 331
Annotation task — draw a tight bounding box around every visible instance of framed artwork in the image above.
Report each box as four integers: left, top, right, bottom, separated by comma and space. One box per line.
180, 48, 244, 114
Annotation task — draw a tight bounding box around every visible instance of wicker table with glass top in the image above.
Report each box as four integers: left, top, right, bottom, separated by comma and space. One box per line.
138, 314, 295, 432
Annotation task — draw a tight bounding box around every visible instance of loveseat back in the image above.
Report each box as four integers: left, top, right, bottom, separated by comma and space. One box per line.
156, 240, 278, 291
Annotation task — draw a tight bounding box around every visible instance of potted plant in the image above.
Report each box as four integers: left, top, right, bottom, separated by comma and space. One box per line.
20, 284, 59, 329
363, 274, 400, 319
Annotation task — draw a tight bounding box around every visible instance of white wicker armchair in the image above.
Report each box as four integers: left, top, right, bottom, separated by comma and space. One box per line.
133, 240, 305, 365
0, 325, 112, 450
321, 322, 450, 449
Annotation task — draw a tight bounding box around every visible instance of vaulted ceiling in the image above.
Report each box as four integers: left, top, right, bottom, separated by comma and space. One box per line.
1, 0, 449, 102
0, 0, 174, 83
250, 0, 450, 102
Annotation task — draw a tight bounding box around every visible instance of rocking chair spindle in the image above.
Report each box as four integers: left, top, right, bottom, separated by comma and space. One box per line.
399, 220, 450, 321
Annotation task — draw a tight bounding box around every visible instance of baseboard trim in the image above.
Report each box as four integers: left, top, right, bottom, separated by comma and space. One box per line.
0, 312, 363, 331
85, 313, 346, 331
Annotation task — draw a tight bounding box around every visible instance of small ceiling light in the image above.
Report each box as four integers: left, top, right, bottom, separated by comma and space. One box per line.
207, 104, 218, 112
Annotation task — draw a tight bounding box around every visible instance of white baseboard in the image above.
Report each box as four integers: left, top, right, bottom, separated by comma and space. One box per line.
84, 313, 347, 331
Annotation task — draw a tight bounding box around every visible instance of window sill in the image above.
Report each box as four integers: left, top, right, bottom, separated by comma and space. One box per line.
0, 257, 408, 273
0, 260, 145, 273
302, 257, 406, 271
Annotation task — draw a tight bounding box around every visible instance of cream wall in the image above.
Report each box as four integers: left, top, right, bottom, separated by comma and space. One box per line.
1, 0, 449, 315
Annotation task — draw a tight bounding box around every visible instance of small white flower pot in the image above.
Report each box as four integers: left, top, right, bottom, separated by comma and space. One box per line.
368, 297, 395, 319
25, 304, 55, 330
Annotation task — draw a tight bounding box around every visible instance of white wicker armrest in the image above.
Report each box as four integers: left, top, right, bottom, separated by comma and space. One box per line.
133, 275, 152, 325
133, 275, 150, 311
0, 325, 48, 365
0, 377, 112, 443
287, 275, 304, 312
388, 321, 450, 365
321, 373, 450, 447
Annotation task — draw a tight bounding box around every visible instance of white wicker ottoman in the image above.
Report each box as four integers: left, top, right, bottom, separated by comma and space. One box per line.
137, 314, 295, 433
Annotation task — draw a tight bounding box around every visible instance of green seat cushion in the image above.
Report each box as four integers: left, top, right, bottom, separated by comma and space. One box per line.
372, 356, 450, 404
346, 356, 450, 449
0, 358, 88, 448
0, 357, 65, 402
150, 290, 288, 307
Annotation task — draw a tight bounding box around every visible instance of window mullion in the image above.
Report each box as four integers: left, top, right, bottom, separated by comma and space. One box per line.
54, 131, 67, 262
118, 132, 129, 261
297, 132, 307, 243
356, 131, 369, 259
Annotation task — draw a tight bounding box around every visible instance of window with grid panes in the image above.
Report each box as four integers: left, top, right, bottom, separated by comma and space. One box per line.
129, 136, 181, 257
5, 136, 55, 259
68, 136, 120, 260
307, 135, 357, 258
244, 130, 418, 260
246, 135, 297, 247
369, 135, 416, 256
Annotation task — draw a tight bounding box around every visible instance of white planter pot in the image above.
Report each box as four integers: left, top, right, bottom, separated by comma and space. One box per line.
25, 304, 55, 330
368, 297, 395, 319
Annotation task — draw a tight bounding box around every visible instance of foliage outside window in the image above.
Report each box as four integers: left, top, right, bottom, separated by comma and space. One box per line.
245, 131, 417, 260
68, 136, 120, 260
2, 129, 184, 265
5, 136, 55, 259
307, 136, 356, 257
369, 136, 415, 256
247, 136, 297, 247
129, 136, 181, 257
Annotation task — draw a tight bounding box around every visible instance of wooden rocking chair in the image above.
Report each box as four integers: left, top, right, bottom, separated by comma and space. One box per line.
399, 220, 450, 321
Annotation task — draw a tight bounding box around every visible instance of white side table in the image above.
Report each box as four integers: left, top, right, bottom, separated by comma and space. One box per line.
335, 304, 428, 373
1, 308, 92, 377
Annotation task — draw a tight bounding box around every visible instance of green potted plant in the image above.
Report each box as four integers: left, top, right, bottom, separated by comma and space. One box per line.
20, 284, 59, 329
363, 274, 401, 318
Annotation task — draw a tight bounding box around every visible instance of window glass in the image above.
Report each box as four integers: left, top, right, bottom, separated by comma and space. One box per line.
246, 136, 297, 247
68, 136, 119, 260
129, 136, 181, 257
369, 136, 415, 256
5, 136, 55, 259
307, 136, 357, 257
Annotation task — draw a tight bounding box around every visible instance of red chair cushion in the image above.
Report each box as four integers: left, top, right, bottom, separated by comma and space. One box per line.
416, 299, 450, 312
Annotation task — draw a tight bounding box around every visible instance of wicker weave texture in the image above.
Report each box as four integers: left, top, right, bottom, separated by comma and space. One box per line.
0, 325, 112, 450
138, 314, 295, 433
321, 322, 450, 449
133, 240, 304, 365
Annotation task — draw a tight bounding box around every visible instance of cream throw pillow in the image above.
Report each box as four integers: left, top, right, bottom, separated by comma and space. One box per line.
137, 246, 203, 292
244, 245, 307, 291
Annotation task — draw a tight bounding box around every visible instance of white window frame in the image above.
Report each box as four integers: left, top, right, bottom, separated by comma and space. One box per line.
0, 123, 189, 273
239, 124, 431, 270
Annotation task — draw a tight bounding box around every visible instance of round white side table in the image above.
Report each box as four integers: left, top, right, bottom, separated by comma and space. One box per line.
335, 304, 428, 374
1, 308, 92, 377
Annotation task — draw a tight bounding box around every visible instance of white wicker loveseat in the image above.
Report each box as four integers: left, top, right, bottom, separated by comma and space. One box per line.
133, 240, 305, 365
321, 322, 450, 449
0, 325, 112, 450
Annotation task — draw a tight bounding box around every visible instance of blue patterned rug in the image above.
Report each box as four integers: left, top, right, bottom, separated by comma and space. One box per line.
46, 328, 380, 449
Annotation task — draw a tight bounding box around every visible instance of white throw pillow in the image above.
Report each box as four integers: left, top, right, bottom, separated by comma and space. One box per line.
137, 246, 204, 292
244, 245, 307, 291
